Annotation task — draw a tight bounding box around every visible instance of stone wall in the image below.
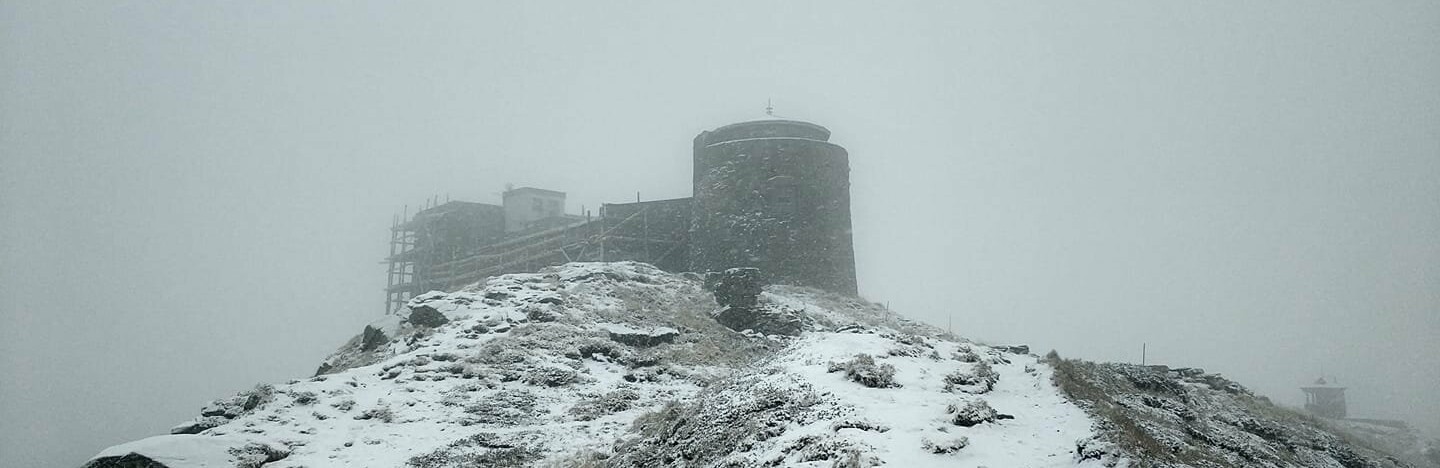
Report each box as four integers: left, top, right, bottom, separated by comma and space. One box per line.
598, 198, 691, 272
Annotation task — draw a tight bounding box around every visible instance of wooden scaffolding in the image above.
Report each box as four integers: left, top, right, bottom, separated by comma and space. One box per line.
384, 198, 689, 314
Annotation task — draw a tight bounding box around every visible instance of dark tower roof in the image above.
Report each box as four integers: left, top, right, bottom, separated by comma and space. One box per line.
698, 119, 833, 146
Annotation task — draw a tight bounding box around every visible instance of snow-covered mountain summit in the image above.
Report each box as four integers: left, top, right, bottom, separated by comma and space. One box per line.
84, 262, 1432, 467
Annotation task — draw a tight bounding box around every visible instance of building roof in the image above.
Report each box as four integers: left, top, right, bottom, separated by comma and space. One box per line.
1302, 377, 1347, 391
418, 200, 502, 213
503, 187, 566, 198
395, 201, 503, 231
700, 118, 833, 146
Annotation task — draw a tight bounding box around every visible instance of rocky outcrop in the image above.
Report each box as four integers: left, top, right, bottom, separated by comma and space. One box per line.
167, 385, 274, 436
314, 314, 403, 377
706, 267, 763, 309
1334, 419, 1440, 468
87, 262, 1425, 468
168, 416, 229, 435
996, 344, 1030, 355
1051, 356, 1412, 467
83, 435, 288, 468
602, 323, 679, 347
84, 454, 169, 468
712, 304, 802, 336
705, 267, 803, 336
406, 305, 449, 328
360, 323, 389, 351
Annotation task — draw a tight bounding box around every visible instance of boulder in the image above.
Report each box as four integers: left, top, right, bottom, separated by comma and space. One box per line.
83, 435, 288, 468
603, 324, 680, 347
199, 398, 244, 419
707, 268, 763, 309
168, 416, 229, 435
360, 324, 389, 351
704, 268, 799, 336
996, 344, 1030, 354
82, 453, 168, 468
713, 305, 801, 337
407, 305, 449, 328
1170, 367, 1206, 378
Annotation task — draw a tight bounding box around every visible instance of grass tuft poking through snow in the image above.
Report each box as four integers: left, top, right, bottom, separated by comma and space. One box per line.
830, 353, 901, 388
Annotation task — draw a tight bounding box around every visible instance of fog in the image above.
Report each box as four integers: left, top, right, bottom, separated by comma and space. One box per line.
2, 1, 1436, 466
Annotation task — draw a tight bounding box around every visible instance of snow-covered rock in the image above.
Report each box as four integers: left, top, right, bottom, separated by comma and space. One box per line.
1052, 358, 1423, 467
83, 435, 287, 468
598, 322, 680, 347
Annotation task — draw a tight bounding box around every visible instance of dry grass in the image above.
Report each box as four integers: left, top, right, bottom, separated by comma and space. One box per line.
1046, 354, 1173, 464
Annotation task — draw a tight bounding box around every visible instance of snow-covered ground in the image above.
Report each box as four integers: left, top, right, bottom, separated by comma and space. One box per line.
766, 332, 1096, 467
86, 262, 1111, 468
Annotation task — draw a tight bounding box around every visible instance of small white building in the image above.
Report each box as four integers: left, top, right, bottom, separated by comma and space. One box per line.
1302, 377, 1348, 419
502, 186, 566, 233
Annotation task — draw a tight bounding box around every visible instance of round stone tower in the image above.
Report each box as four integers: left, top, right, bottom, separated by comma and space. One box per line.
691, 118, 857, 295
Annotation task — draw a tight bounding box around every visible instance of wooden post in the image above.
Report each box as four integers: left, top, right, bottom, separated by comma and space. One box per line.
386, 214, 398, 314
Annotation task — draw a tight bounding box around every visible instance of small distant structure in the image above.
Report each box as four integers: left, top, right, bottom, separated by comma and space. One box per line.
1302, 377, 1348, 419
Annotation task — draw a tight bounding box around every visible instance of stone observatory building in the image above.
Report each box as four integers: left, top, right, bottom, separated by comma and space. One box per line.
691, 119, 857, 295
383, 115, 858, 312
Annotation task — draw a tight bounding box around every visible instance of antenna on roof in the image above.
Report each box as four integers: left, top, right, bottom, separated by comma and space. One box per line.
765, 98, 774, 116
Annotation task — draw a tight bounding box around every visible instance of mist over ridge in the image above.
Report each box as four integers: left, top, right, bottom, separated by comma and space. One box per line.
1, 2, 1437, 467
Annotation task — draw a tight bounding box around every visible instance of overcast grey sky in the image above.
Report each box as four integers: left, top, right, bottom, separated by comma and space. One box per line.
2, 1, 1437, 466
